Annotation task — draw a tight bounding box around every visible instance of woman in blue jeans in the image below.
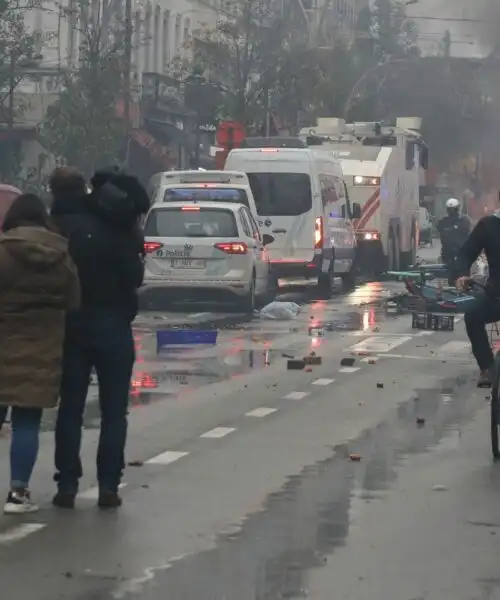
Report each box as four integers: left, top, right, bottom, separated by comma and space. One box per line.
0, 194, 79, 514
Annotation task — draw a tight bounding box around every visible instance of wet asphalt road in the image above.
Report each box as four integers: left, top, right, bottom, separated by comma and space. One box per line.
4, 245, 499, 600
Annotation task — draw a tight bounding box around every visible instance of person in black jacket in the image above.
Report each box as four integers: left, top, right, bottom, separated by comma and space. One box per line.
437, 198, 471, 285
50, 166, 148, 509
454, 197, 500, 388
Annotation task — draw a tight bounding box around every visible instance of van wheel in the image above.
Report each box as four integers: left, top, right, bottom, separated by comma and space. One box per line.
238, 274, 256, 314
341, 270, 356, 291
318, 262, 334, 297
388, 230, 400, 271
401, 228, 417, 269
258, 271, 278, 308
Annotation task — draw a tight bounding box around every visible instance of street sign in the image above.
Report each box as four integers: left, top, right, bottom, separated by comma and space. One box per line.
216, 121, 245, 149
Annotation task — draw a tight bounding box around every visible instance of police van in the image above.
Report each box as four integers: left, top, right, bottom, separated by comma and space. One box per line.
148, 170, 259, 217
224, 146, 360, 293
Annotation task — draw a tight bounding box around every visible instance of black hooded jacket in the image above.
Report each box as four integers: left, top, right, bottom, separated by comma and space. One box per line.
51, 183, 145, 323
454, 213, 500, 293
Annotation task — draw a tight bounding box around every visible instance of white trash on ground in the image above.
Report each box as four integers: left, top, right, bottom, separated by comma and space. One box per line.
259, 301, 301, 320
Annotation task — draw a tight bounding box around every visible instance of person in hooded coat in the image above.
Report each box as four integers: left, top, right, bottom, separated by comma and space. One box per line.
49, 166, 147, 509
0, 193, 80, 514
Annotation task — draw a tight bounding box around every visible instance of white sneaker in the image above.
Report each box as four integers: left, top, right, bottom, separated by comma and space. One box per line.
4, 490, 39, 514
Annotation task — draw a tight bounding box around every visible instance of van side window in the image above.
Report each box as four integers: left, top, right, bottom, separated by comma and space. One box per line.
405, 142, 415, 170
245, 209, 261, 241
319, 174, 338, 208
239, 208, 253, 237
336, 178, 351, 219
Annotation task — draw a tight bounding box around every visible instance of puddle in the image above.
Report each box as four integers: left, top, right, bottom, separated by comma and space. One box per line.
143, 374, 483, 599
308, 306, 390, 335
41, 349, 281, 431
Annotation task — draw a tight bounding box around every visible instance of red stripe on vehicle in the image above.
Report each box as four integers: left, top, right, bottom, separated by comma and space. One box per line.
353, 189, 379, 229
357, 196, 380, 230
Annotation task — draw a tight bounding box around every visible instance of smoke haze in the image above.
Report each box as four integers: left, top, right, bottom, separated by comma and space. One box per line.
408, 0, 500, 56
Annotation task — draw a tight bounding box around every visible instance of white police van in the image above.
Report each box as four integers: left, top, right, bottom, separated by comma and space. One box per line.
224, 146, 360, 293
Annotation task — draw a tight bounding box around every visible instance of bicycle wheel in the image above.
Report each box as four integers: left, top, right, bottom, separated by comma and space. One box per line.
490, 353, 500, 459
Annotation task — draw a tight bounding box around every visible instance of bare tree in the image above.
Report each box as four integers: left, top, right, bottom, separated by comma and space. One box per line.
191, 0, 303, 125
39, 0, 128, 174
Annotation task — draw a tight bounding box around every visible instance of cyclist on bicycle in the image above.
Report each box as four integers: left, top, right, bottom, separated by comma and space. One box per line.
437, 198, 471, 285
455, 196, 500, 387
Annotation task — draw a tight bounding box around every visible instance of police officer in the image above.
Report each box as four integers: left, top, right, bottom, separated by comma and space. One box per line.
437, 198, 471, 284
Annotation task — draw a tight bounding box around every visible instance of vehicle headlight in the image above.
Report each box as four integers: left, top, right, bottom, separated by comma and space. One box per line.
353, 176, 380, 186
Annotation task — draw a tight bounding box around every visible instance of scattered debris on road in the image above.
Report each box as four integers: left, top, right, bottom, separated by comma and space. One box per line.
304, 355, 322, 365
341, 357, 355, 367
287, 359, 306, 370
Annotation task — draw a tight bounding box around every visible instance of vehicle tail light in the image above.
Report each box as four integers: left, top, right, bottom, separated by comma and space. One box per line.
214, 242, 248, 254
182, 206, 200, 211
356, 230, 380, 241
314, 217, 323, 249
144, 241, 163, 254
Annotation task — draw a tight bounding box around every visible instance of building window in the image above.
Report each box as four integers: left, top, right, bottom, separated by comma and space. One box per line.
183, 16, 190, 49
91, 0, 99, 24
66, 0, 76, 66
153, 5, 160, 73
133, 10, 141, 74
174, 14, 181, 54
144, 3, 152, 72
162, 10, 170, 72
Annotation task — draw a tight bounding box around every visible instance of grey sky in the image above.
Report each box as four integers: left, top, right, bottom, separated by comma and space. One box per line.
406, 0, 500, 57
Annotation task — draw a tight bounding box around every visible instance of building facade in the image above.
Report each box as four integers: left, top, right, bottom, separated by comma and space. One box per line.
8, 0, 221, 184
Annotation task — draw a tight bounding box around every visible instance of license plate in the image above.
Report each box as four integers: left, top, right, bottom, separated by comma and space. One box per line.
171, 259, 206, 269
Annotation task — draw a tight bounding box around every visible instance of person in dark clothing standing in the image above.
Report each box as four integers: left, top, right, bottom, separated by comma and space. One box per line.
437, 198, 471, 285
454, 196, 500, 388
50, 166, 148, 509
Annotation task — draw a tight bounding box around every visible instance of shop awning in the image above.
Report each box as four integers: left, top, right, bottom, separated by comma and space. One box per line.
129, 129, 174, 169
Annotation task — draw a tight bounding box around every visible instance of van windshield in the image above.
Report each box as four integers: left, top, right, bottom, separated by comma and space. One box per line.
247, 173, 312, 216
164, 187, 249, 207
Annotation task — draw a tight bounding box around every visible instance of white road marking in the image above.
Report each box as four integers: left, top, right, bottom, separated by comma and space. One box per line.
348, 335, 412, 353
416, 331, 435, 336
284, 391, 309, 400
190, 312, 211, 318
339, 367, 360, 373
200, 427, 236, 439
361, 356, 379, 363
146, 451, 189, 465
381, 353, 431, 361
245, 407, 277, 418
0, 523, 46, 544
437, 341, 470, 354
79, 483, 127, 500
312, 378, 335, 386
380, 352, 465, 362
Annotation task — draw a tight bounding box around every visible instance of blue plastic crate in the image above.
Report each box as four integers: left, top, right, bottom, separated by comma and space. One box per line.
156, 329, 219, 348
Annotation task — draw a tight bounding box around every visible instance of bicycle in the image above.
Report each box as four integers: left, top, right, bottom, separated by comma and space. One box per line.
489, 320, 500, 459
387, 271, 500, 459
460, 281, 500, 459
